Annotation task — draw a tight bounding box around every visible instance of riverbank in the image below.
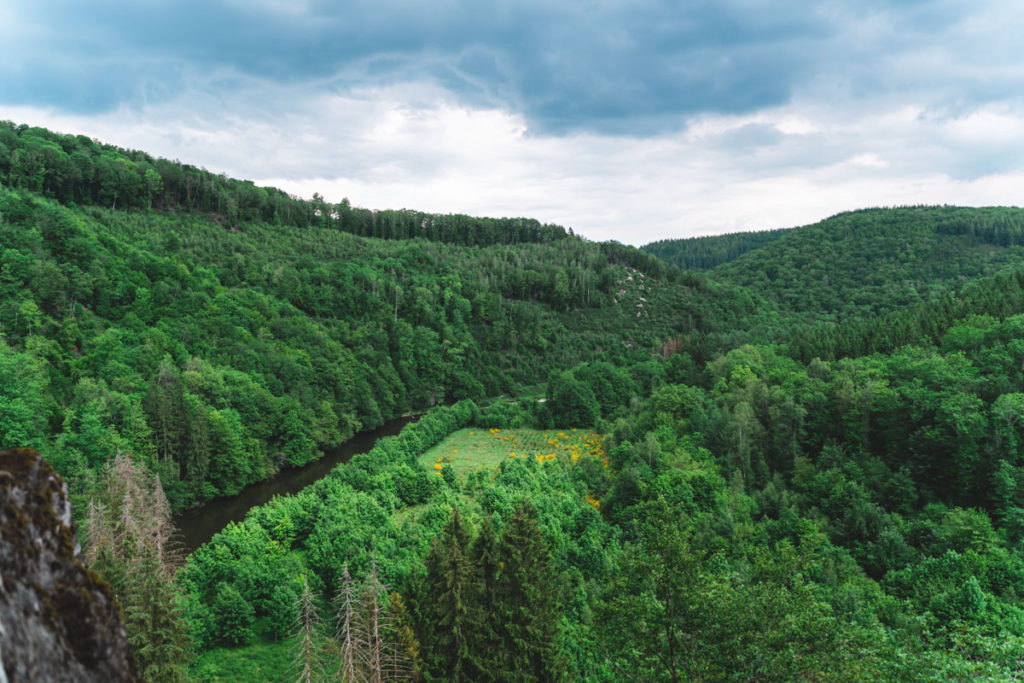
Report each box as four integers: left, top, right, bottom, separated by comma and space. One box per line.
175, 415, 416, 553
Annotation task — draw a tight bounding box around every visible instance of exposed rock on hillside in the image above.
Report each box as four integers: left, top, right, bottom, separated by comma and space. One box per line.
0, 449, 138, 682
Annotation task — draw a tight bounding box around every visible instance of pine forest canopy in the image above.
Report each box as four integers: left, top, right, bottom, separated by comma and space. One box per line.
5, 122, 1024, 679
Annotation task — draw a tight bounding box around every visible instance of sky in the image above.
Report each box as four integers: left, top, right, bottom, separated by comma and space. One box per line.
2, 1, 1024, 245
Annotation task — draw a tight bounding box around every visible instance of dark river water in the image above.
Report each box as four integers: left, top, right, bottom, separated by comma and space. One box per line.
175, 415, 415, 554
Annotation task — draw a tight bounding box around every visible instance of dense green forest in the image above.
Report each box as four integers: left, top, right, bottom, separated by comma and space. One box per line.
0, 123, 764, 514
5, 124, 1024, 680
646, 206, 1024, 324
644, 228, 788, 270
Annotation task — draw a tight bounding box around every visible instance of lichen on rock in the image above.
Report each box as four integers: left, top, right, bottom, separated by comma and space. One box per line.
0, 448, 139, 682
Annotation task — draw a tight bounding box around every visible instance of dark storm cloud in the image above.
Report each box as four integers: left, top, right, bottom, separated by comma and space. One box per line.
0, 0, 876, 133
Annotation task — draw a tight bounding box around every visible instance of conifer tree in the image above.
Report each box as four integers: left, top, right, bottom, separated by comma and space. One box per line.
335, 560, 413, 682
416, 506, 478, 682
360, 560, 386, 683
490, 504, 567, 682
84, 452, 193, 681
294, 574, 325, 683
335, 565, 360, 682
467, 516, 502, 680
122, 541, 192, 682
385, 592, 422, 682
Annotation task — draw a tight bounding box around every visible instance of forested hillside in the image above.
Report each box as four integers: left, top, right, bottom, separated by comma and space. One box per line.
5, 124, 1024, 680
0, 123, 769, 516
646, 206, 1024, 323
644, 228, 787, 270
0, 121, 567, 246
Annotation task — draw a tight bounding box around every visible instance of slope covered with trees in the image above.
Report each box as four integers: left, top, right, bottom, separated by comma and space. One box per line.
644, 227, 787, 270
646, 206, 1024, 325
0, 124, 769, 515
0, 121, 567, 246
6, 123, 1024, 680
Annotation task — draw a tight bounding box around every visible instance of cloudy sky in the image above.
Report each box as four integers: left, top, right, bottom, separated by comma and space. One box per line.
2, 1, 1023, 244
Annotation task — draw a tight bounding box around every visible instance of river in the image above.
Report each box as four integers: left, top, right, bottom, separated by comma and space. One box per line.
175, 415, 415, 554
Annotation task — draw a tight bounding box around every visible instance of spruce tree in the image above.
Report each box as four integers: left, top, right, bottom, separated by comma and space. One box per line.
385, 592, 422, 682
335, 565, 361, 682
335, 561, 414, 682
122, 542, 192, 682
416, 506, 478, 682
490, 504, 567, 683
467, 516, 502, 680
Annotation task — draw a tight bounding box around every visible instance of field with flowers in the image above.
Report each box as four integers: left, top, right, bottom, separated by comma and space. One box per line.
419, 427, 608, 480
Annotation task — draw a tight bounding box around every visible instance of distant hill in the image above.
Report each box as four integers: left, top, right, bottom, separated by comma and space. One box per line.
643, 228, 788, 270
647, 206, 1024, 325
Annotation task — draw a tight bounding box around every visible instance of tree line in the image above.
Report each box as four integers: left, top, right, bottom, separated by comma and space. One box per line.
0, 121, 568, 247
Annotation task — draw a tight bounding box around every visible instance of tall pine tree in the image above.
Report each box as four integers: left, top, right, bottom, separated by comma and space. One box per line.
489, 504, 567, 683
415, 507, 481, 682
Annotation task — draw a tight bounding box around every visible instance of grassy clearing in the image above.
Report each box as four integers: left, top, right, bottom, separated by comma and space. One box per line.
418, 427, 608, 480
191, 638, 294, 682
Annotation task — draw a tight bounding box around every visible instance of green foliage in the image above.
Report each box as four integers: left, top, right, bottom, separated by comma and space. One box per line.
644, 227, 787, 270
0, 341, 51, 451
487, 504, 567, 682
265, 583, 299, 641
546, 372, 600, 427
212, 582, 256, 647
12, 122, 1024, 678
712, 206, 1024, 324
0, 153, 736, 513
415, 507, 480, 681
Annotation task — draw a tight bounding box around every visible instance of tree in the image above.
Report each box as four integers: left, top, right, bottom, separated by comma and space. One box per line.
415, 507, 479, 682
144, 356, 186, 470
84, 452, 193, 680
335, 565, 360, 682
489, 504, 567, 683
547, 372, 600, 427
294, 574, 325, 683
385, 593, 421, 682
211, 581, 255, 647
335, 561, 413, 682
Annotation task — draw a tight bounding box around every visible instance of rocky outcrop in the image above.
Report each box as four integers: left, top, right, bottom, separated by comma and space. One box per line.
0, 448, 138, 682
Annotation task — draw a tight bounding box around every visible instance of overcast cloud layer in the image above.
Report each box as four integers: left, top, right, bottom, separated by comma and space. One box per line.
2, 0, 1023, 243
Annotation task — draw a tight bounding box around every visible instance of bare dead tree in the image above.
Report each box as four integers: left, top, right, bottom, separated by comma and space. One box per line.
293, 574, 325, 683
335, 565, 361, 683
83, 499, 111, 566
333, 560, 412, 682
82, 450, 194, 679
149, 473, 186, 574
361, 562, 384, 683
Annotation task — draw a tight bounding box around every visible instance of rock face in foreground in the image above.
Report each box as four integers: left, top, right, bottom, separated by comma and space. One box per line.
0, 448, 138, 682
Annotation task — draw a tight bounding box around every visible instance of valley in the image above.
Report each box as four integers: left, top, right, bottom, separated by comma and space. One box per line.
4, 123, 1024, 679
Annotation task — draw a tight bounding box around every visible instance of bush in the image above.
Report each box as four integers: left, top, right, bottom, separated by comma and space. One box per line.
212, 582, 256, 646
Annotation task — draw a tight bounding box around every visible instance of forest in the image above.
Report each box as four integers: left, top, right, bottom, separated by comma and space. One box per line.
5, 123, 1024, 680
